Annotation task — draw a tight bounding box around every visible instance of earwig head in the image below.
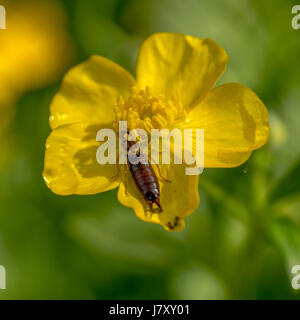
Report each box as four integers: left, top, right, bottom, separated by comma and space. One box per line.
145, 191, 158, 202
145, 191, 163, 213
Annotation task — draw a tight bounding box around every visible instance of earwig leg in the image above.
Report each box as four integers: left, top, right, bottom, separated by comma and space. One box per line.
149, 153, 171, 183
148, 143, 171, 182
122, 164, 129, 196
152, 160, 172, 183
111, 155, 120, 181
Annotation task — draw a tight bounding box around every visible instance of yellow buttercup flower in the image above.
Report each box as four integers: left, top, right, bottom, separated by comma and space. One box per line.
43, 33, 269, 231
0, 0, 73, 103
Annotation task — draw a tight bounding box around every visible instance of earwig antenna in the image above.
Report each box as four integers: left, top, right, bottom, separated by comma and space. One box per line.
155, 199, 163, 212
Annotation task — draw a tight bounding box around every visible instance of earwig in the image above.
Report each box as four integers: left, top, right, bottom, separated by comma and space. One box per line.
127, 139, 163, 213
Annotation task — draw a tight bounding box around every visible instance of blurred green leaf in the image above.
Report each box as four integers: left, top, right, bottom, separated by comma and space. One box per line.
269, 218, 300, 273
170, 265, 228, 299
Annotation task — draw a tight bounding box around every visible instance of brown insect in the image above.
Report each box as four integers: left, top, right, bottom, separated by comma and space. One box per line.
127, 140, 163, 213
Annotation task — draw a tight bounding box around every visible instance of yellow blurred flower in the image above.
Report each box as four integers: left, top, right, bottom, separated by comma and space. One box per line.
43, 33, 269, 231
0, 0, 73, 104
0, 0, 73, 169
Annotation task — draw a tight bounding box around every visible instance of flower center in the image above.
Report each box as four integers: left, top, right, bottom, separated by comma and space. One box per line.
114, 87, 186, 133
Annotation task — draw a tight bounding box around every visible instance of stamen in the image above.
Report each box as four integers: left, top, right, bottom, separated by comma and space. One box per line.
115, 87, 185, 133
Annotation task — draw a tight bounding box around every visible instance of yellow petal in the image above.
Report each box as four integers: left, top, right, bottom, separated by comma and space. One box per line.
50, 55, 136, 129
136, 33, 228, 109
118, 163, 199, 231
43, 123, 119, 195
181, 83, 270, 167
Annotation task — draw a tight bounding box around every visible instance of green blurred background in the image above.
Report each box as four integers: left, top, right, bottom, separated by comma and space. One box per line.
0, 0, 300, 299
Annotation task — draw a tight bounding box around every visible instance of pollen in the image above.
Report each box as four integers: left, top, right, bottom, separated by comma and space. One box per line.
115, 87, 186, 133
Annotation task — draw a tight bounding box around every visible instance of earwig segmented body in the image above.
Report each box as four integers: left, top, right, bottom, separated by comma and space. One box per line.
126, 139, 163, 213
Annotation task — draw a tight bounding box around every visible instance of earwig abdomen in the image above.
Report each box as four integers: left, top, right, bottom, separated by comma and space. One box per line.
129, 163, 159, 196
122, 135, 162, 212
129, 161, 162, 212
